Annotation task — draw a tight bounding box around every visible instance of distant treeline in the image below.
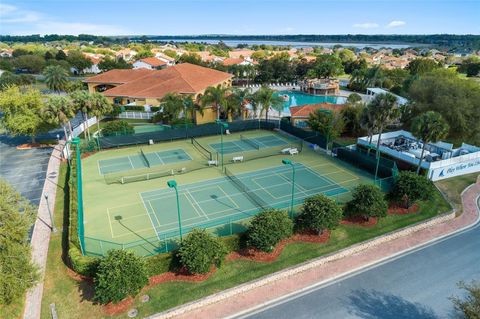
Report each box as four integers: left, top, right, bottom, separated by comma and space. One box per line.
1, 34, 479, 50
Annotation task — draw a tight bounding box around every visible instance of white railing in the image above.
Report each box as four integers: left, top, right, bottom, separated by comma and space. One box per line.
118, 111, 154, 120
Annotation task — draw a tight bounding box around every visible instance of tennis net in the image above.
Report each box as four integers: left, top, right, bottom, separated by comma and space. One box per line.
140, 148, 150, 167
191, 137, 212, 160
224, 167, 270, 211
240, 135, 260, 150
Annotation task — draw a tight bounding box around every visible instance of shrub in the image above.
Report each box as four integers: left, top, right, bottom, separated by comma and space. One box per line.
247, 209, 293, 252
93, 249, 148, 304
145, 253, 175, 276
344, 184, 388, 221
391, 171, 435, 207
451, 280, 480, 319
177, 229, 228, 274
296, 194, 343, 234
101, 120, 134, 136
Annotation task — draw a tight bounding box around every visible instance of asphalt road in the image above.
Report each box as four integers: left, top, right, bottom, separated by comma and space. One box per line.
238, 204, 480, 319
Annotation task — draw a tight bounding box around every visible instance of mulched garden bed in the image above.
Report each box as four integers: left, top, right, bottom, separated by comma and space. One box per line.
388, 203, 420, 215
104, 297, 134, 316
148, 267, 216, 287
228, 230, 331, 263
341, 216, 378, 227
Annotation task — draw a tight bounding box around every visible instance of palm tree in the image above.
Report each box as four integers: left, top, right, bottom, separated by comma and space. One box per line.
252, 86, 284, 122
359, 104, 377, 152
369, 93, 399, 154
70, 90, 100, 140
159, 93, 183, 124
90, 93, 113, 136
226, 88, 252, 120
181, 94, 198, 124
411, 111, 449, 174
200, 85, 229, 120
42, 95, 75, 139
43, 65, 69, 92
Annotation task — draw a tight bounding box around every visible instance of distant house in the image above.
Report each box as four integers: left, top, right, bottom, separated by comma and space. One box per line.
289, 103, 346, 128
228, 49, 255, 59
0, 49, 13, 58
366, 88, 408, 106
70, 53, 102, 74
84, 63, 233, 124
115, 49, 137, 61
133, 57, 168, 70
222, 57, 255, 66
153, 52, 176, 66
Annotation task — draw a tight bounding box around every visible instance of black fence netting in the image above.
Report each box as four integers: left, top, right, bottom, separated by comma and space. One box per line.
332, 143, 398, 179
97, 120, 277, 149
280, 120, 327, 149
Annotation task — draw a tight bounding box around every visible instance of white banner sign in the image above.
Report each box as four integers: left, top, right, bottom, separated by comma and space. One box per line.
429, 158, 480, 181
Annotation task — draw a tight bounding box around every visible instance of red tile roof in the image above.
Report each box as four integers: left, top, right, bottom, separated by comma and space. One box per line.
139, 57, 167, 67
84, 69, 155, 84
222, 58, 245, 66
290, 103, 346, 117
92, 63, 232, 99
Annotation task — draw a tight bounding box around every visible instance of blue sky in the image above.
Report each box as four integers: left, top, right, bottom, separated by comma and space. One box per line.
1, 0, 478, 36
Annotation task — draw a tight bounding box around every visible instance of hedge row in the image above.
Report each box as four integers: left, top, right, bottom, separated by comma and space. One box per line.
67, 147, 99, 277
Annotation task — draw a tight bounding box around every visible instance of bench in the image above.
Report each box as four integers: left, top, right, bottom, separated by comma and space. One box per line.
232, 156, 244, 163
208, 160, 218, 166
289, 148, 299, 155
281, 147, 292, 154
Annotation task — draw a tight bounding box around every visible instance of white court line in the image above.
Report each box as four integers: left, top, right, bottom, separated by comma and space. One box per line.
148, 200, 162, 229
185, 190, 209, 220
127, 155, 135, 169
154, 152, 165, 164
139, 193, 161, 241
107, 208, 115, 238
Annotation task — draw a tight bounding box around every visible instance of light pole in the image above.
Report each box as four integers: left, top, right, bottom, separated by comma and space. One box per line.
282, 159, 296, 219
167, 180, 183, 242
44, 193, 56, 232
215, 120, 229, 171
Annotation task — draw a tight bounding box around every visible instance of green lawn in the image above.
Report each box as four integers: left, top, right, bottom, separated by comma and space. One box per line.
435, 172, 479, 215
39, 159, 461, 318
40, 164, 104, 319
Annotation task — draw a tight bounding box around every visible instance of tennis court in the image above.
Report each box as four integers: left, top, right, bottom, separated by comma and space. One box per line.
209, 135, 289, 154
98, 148, 192, 175
105, 163, 351, 242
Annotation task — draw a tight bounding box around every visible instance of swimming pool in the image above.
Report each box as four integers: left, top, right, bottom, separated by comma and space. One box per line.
275, 91, 347, 114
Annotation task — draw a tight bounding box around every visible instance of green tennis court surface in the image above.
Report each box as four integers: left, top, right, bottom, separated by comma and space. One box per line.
104, 163, 349, 242
98, 148, 192, 175
209, 135, 288, 154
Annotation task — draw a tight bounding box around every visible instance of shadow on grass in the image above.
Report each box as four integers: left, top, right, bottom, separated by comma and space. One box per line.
346, 289, 439, 319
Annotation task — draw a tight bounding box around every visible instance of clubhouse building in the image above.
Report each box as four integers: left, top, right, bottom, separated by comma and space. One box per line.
84, 63, 233, 124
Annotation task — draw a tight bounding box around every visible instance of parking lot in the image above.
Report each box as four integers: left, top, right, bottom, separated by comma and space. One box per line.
0, 135, 54, 206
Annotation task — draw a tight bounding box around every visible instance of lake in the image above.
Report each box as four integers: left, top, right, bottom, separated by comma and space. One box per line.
153, 39, 420, 49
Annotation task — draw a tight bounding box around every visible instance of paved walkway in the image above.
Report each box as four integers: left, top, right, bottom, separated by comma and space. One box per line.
23, 142, 64, 319
152, 179, 480, 319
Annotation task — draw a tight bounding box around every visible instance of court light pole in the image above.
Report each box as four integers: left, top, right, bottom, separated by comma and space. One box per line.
167, 180, 183, 242
216, 120, 229, 171
282, 159, 296, 219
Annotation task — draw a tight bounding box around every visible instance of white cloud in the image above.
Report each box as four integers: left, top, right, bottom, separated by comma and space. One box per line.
386, 20, 406, 28
2, 3, 125, 35
0, 4, 40, 23
353, 23, 379, 29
